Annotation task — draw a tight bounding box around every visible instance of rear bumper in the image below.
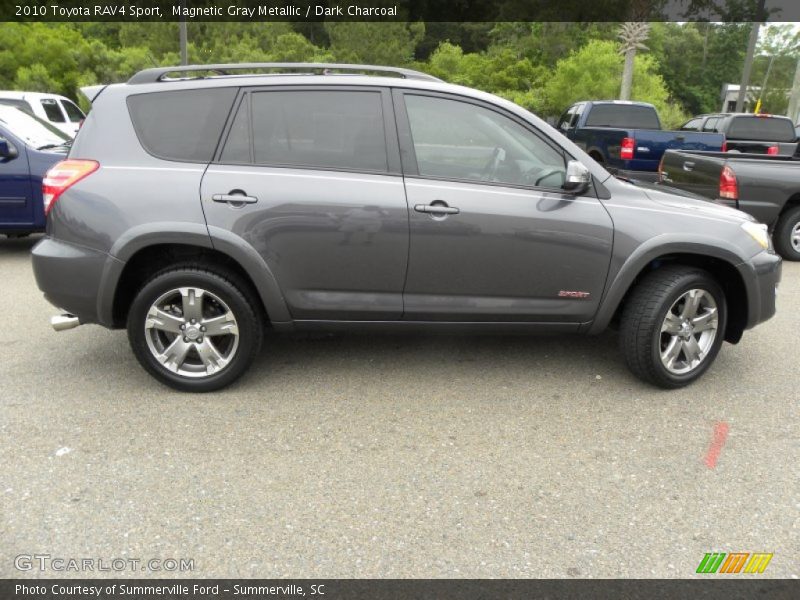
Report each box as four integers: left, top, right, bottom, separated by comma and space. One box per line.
31, 236, 121, 327
738, 250, 782, 329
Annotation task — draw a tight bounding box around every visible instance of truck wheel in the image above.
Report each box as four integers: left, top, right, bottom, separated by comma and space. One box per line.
127, 267, 263, 392
773, 205, 800, 261
619, 266, 727, 388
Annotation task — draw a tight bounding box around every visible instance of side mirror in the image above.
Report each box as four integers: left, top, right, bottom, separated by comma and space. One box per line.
0, 137, 18, 159
562, 159, 590, 193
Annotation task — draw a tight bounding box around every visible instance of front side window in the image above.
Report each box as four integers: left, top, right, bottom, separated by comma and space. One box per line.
702, 117, 719, 132
557, 107, 575, 131
220, 90, 388, 173
40, 98, 65, 123
404, 94, 567, 189
61, 100, 85, 123
680, 118, 702, 131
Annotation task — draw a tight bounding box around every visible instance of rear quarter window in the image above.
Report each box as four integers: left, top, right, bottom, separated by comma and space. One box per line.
727, 116, 796, 142
127, 88, 237, 162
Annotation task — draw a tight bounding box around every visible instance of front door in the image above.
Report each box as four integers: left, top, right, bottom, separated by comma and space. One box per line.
201, 87, 409, 321
395, 91, 614, 323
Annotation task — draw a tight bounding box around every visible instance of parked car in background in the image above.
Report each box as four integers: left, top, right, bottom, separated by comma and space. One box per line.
0, 105, 70, 237
0, 91, 85, 137
32, 62, 780, 392
556, 100, 725, 181
660, 149, 800, 260
679, 113, 798, 155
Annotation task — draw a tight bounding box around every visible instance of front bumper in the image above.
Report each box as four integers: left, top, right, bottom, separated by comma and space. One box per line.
31, 236, 121, 327
738, 250, 782, 330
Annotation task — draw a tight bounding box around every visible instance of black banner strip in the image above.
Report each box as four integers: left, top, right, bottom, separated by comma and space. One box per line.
2, 579, 799, 600
2, 0, 798, 23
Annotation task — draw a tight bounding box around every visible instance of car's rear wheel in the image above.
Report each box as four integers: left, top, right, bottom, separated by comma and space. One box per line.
619, 266, 727, 388
127, 267, 263, 392
773, 205, 800, 261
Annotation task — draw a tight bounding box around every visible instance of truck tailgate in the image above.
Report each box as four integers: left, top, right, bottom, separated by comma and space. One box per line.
628, 129, 725, 171
659, 150, 725, 201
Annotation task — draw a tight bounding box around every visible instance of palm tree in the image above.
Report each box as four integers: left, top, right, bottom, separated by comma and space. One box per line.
618, 22, 650, 101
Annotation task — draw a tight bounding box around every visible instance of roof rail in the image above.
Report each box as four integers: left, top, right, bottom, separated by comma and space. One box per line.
127, 62, 442, 84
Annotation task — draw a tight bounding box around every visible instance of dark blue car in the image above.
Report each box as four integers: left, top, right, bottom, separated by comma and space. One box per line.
0, 105, 69, 237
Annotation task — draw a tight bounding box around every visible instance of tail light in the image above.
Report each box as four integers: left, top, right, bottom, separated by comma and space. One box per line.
620, 137, 635, 160
42, 159, 99, 216
719, 165, 738, 200
721, 138, 727, 152
767, 145, 779, 155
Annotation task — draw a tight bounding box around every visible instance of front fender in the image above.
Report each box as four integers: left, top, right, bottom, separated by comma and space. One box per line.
587, 235, 750, 335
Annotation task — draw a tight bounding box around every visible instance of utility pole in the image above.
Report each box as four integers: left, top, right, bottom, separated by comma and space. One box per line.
736, 0, 767, 113
787, 57, 800, 123
754, 54, 775, 114
179, 0, 187, 65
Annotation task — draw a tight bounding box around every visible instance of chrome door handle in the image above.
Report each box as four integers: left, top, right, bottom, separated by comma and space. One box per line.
212, 193, 258, 204
683, 162, 695, 171
414, 203, 459, 215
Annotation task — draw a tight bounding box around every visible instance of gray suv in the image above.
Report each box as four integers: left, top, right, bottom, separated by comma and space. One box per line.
32, 63, 782, 392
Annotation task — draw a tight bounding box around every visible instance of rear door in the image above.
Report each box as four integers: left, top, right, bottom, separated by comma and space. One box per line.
201, 86, 409, 321
395, 90, 614, 324
0, 125, 34, 228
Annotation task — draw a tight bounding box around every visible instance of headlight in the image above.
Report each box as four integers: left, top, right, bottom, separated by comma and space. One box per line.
741, 221, 770, 250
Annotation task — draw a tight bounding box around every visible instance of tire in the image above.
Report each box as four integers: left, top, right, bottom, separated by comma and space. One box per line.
773, 205, 800, 261
619, 266, 727, 389
127, 266, 263, 392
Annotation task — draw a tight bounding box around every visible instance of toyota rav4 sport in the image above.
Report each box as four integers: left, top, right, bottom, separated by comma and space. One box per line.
32, 63, 781, 392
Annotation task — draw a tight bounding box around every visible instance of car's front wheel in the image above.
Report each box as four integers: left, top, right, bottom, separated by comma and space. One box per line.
127, 267, 263, 392
773, 205, 800, 261
619, 266, 727, 388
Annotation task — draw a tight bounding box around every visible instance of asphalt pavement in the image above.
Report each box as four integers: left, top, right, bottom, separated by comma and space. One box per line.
1, 235, 797, 578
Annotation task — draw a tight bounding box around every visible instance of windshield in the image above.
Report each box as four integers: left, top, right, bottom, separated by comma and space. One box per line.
0, 105, 72, 149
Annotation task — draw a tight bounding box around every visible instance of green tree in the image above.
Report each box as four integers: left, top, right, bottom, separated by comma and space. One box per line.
324, 22, 424, 65
544, 39, 687, 126
421, 41, 549, 113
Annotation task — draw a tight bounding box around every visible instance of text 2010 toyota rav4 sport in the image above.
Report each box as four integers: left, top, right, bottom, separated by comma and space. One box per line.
32, 63, 781, 392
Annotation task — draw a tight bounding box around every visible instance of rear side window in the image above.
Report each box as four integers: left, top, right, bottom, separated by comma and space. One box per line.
220, 90, 388, 172
585, 104, 660, 129
727, 116, 796, 142
41, 98, 65, 123
127, 88, 237, 162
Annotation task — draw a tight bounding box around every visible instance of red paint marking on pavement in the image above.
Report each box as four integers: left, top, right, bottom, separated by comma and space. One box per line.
704, 422, 730, 469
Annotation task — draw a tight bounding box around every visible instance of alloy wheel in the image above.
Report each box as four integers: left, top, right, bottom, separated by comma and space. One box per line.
143, 287, 239, 378
659, 288, 719, 375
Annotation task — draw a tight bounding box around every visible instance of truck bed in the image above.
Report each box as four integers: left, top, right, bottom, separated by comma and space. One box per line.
659, 150, 800, 226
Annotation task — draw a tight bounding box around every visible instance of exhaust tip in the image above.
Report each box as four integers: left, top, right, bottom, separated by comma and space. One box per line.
51, 314, 80, 332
